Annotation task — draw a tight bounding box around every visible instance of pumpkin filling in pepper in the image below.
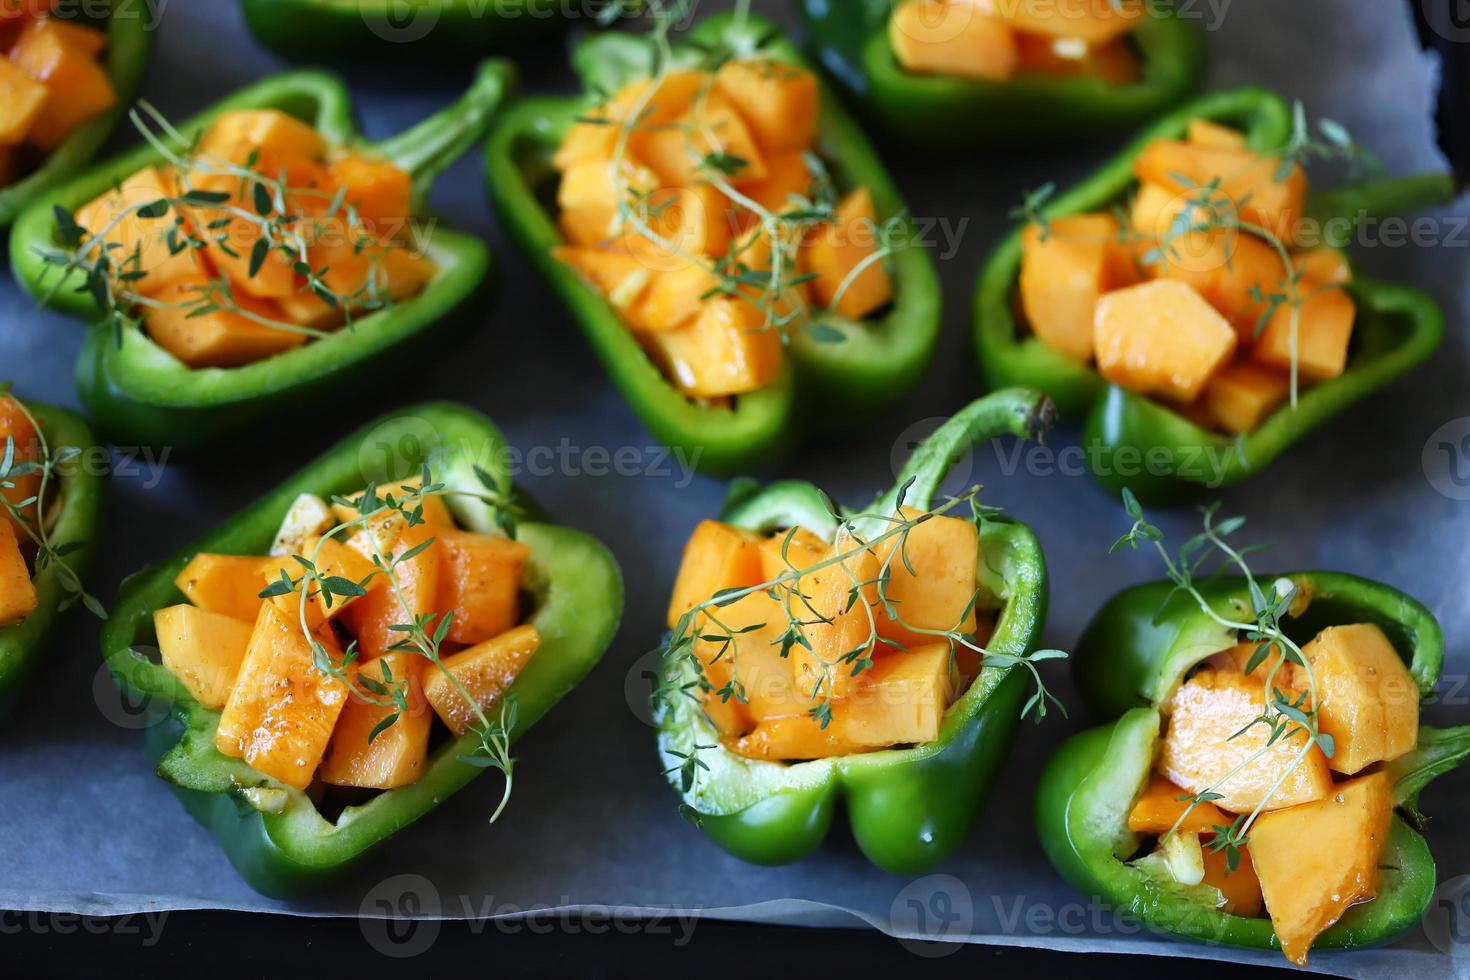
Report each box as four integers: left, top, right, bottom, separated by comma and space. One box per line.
0, 394, 49, 627
665, 508, 998, 761
156, 478, 534, 793
68, 108, 437, 370
1127, 622, 1419, 965
1017, 118, 1354, 433
0, 4, 117, 189
550, 60, 895, 403
889, 0, 1142, 86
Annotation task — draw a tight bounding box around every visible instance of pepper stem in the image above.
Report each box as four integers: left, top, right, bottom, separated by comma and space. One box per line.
1388, 724, 1470, 827
1307, 172, 1460, 248
377, 59, 516, 202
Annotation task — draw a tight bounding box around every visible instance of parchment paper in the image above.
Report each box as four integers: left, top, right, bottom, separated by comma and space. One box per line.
1, 2, 1466, 976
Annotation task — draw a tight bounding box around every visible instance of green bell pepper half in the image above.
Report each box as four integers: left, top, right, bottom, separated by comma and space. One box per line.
1037, 572, 1470, 960
484, 12, 942, 475
0, 0, 151, 228
973, 87, 1455, 502
9, 62, 511, 453
0, 400, 105, 720
240, 0, 571, 61
655, 387, 1054, 873
797, 0, 1207, 151
97, 402, 624, 896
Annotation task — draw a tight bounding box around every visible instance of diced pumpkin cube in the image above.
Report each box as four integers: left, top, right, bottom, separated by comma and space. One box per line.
625, 261, 719, 334
995, 0, 1142, 43
694, 587, 807, 722
423, 623, 540, 736
790, 536, 881, 702
1202, 842, 1263, 917
74, 167, 209, 297
609, 182, 731, 271
275, 287, 347, 331
713, 58, 819, 154
174, 553, 272, 622
732, 222, 813, 325
1020, 213, 1119, 361
1094, 279, 1237, 402
195, 109, 326, 180
1251, 286, 1356, 381
9, 22, 115, 150
839, 642, 956, 747
803, 187, 894, 320
196, 211, 300, 301
1187, 119, 1247, 150
331, 476, 454, 533
889, 0, 1018, 81
727, 711, 864, 761
1015, 34, 1139, 84
554, 70, 704, 172
153, 603, 252, 709
214, 602, 351, 789
871, 506, 979, 649
701, 691, 753, 739
264, 534, 377, 628
644, 295, 784, 398
757, 526, 829, 581
327, 154, 412, 237
1249, 771, 1392, 966
0, 519, 37, 627
0, 0, 57, 21
1127, 773, 1228, 836
1296, 623, 1419, 774
554, 245, 653, 314
0, 395, 40, 538
1202, 361, 1291, 433
345, 520, 441, 660
666, 519, 763, 628
270, 492, 335, 557
318, 652, 432, 789
1161, 667, 1332, 813
1134, 140, 1307, 241
0, 56, 47, 144
435, 529, 528, 646
28, 15, 106, 55
557, 157, 657, 247
635, 91, 768, 187
1292, 246, 1351, 286
145, 276, 307, 368
735, 151, 814, 215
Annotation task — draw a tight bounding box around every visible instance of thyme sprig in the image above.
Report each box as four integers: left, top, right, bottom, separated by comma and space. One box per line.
0, 384, 104, 620
258, 464, 526, 822
1112, 489, 1330, 874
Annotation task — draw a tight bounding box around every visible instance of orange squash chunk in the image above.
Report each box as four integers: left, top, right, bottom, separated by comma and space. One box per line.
804, 188, 893, 320
1187, 119, 1247, 151
889, 0, 1018, 81
214, 602, 351, 789
757, 526, 829, 581
0, 56, 47, 143
9, 20, 115, 151
328, 154, 412, 237
1292, 246, 1351, 286
75, 167, 209, 297
1202, 361, 1291, 433
1016, 34, 1139, 84
727, 711, 864, 761
174, 553, 272, 622
0, 519, 37, 627
319, 652, 432, 789
345, 520, 441, 660
736, 151, 814, 215
557, 157, 657, 247
838, 641, 956, 747
1295, 624, 1419, 775
423, 623, 540, 736
996, 0, 1142, 43
1021, 213, 1119, 361
1134, 140, 1307, 242
435, 529, 529, 646
196, 109, 326, 175
1094, 279, 1237, 402
554, 245, 653, 315
1249, 771, 1392, 965
555, 70, 705, 172
1127, 773, 1229, 836
871, 506, 978, 649
24, 15, 106, 56
263, 534, 377, 629
644, 295, 783, 398
306, 239, 435, 311
154, 604, 253, 709
790, 537, 881, 701
1161, 667, 1332, 814
635, 90, 768, 187
609, 182, 731, 272
146, 276, 307, 368
666, 519, 763, 628
0, 395, 40, 539
1202, 842, 1263, 917
713, 59, 819, 155
694, 587, 807, 725
331, 477, 454, 532
623, 261, 716, 334
1251, 286, 1356, 381
733, 222, 813, 324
